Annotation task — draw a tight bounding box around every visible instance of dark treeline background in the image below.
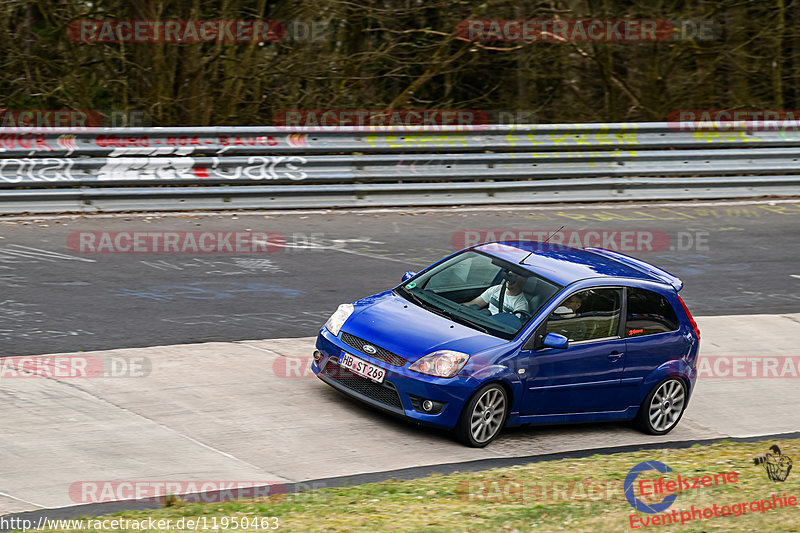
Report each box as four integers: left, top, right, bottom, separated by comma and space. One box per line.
0, 0, 797, 126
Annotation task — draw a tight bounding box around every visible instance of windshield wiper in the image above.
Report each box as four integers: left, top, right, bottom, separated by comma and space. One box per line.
435, 305, 490, 334
452, 314, 490, 333
398, 288, 445, 315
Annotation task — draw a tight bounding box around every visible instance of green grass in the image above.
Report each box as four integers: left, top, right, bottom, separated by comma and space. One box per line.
23, 438, 800, 532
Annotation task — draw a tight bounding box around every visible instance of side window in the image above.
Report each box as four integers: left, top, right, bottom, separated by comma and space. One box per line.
626, 288, 679, 337
545, 288, 621, 342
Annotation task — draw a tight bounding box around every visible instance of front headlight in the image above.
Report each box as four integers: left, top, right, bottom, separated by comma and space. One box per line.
325, 303, 354, 336
409, 350, 470, 378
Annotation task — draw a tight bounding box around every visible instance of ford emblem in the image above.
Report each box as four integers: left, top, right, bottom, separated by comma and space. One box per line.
363, 344, 377, 355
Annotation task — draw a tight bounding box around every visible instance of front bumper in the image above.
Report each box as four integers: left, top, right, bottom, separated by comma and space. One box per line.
312, 327, 477, 430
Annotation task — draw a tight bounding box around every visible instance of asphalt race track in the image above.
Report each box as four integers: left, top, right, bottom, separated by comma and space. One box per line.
1, 199, 800, 356
1, 199, 799, 519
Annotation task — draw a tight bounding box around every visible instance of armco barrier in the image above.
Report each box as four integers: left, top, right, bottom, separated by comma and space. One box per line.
0, 123, 799, 213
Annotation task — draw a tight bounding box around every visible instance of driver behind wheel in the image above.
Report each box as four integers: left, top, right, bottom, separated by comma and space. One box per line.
464, 271, 530, 317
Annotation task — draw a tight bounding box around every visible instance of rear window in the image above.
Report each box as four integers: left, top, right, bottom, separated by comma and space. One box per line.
626, 287, 679, 337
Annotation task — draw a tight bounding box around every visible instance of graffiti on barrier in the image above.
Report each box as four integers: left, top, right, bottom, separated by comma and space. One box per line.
192, 156, 307, 181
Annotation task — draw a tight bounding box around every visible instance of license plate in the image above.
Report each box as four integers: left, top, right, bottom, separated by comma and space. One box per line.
339, 352, 386, 383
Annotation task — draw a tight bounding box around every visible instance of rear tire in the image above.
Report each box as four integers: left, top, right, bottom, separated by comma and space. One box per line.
635, 377, 687, 435
454, 383, 508, 447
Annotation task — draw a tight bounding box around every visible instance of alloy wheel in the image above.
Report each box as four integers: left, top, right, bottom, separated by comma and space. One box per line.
648, 379, 686, 432
469, 387, 506, 444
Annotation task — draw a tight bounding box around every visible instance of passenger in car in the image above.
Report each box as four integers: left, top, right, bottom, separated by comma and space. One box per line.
554, 293, 583, 318
548, 292, 588, 341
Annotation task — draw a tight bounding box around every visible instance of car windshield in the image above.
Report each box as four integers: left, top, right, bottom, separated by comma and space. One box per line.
395, 250, 562, 340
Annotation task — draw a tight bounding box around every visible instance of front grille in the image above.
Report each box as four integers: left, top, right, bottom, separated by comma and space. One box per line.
340, 332, 407, 366
322, 359, 403, 410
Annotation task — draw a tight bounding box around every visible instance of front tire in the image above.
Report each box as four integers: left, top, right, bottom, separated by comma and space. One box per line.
454, 383, 508, 447
635, 377, 687, 435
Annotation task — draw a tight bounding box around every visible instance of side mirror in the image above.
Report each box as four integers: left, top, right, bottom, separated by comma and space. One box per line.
402, 271, 417, 282
543, 332, 569, 349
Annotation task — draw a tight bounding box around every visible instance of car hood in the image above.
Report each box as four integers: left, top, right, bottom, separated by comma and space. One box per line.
341, 290, 505, 361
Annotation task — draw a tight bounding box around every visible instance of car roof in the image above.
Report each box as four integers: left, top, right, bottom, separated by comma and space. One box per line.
474, 241, 674, 288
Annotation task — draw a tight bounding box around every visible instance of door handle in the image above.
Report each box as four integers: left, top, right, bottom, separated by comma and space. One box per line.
607, 351, 622, 362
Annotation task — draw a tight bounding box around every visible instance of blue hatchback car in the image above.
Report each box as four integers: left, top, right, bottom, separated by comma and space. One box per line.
313, 241, 700, 447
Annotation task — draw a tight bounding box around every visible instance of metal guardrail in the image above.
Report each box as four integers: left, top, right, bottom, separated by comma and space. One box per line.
1, 123, 799, 213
